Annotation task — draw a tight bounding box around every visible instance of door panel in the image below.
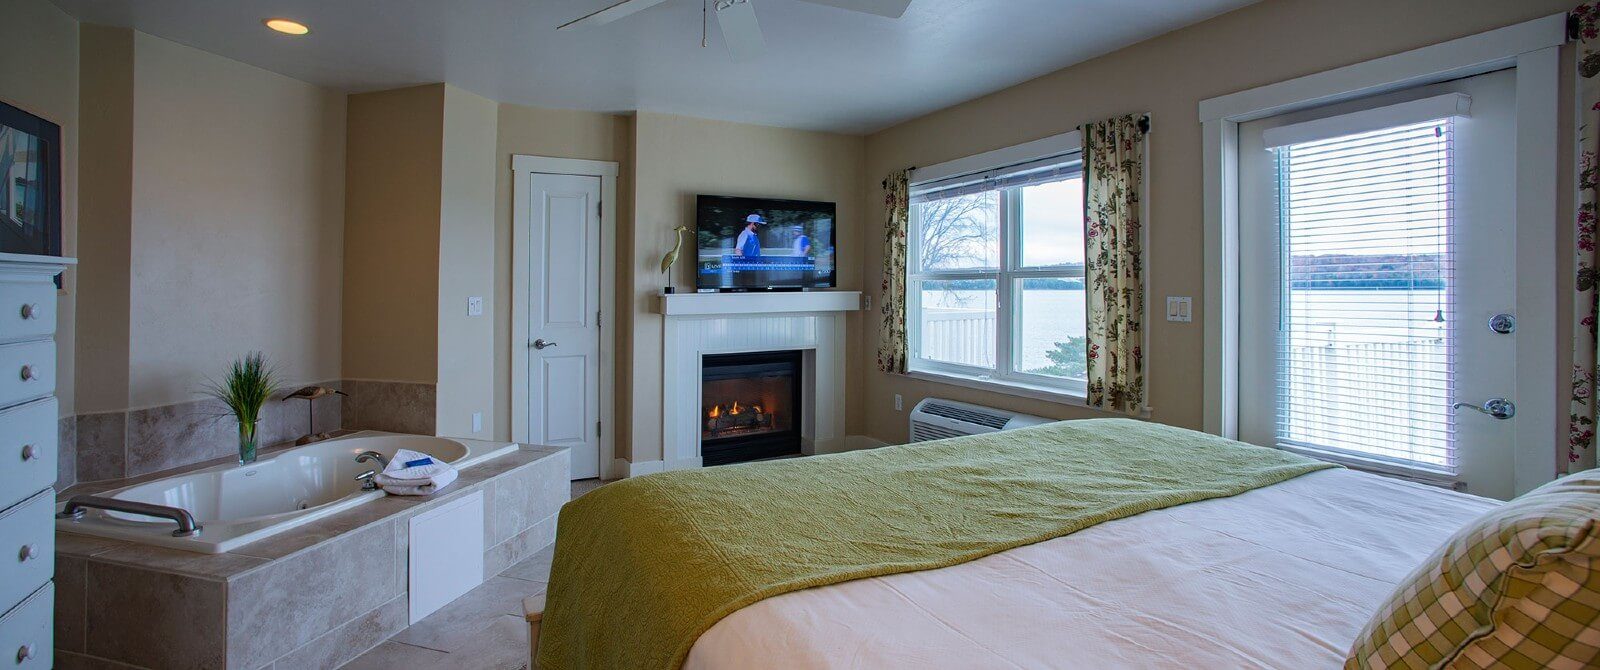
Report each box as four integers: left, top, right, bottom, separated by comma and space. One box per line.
525, 173, 602, 480
1239, 69, 1517, 499
541, 357, 588, 444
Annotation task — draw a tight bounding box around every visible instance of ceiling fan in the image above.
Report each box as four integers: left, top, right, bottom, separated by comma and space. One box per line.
557, 0, 913, 61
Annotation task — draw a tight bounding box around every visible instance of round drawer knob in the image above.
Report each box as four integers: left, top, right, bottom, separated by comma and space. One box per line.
14, 644, 32, 663
18, 303, 37, 320
19, 444, 36, 462
17, 544, 36, 562
18, 365, 34, 381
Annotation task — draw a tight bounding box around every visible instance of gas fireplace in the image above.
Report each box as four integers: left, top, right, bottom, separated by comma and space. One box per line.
700, 350, 803, 466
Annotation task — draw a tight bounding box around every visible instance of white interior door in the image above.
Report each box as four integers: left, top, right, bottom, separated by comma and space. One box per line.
523, 173, 602, 479
1239, 69, 1519, 499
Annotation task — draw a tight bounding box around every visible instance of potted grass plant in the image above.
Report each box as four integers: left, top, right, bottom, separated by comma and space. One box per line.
203, 352, 281, 465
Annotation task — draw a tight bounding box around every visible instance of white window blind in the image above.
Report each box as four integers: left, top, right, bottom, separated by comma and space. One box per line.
1272, 119, 1456, 473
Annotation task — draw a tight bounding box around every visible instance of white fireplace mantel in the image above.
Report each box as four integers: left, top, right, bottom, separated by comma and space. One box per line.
653, 290, 860, 474
657, 290, 861, 316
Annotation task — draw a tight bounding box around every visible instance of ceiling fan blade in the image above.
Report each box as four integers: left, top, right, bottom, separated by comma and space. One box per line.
797, 0, 911, 19
715, 0, 766, 62
558, 0, 672, 30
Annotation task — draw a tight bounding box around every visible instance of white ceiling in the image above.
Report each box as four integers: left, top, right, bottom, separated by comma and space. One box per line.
51, 0, 1259, 134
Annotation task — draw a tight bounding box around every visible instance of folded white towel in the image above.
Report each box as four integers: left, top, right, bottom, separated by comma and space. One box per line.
374, 448, 459, 496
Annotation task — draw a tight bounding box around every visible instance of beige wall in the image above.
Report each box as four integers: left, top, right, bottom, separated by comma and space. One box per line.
859, 0, 1574, 444
0, 0, 79, 416
626, 112, 866, 462
437, 86, 499, 437
75, 25, 132, 415
342, 85, 444, 384
491, 104, 631, 441
125, 31, 345, 408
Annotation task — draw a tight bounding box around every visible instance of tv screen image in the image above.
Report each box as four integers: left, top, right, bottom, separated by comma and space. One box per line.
696, 195, 835, 291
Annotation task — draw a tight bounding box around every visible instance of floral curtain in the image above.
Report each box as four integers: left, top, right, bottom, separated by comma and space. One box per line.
1080, 114, 1147, 414
1571, 6, 1600, 473
877, 169, 911, 373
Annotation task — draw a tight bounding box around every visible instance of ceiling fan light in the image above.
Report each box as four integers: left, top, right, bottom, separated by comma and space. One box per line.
264, 18, 311, 35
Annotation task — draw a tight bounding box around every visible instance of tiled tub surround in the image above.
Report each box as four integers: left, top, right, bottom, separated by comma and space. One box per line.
57, 433, 518, 553
53, 444, 568, 669
69, 379, 437, 483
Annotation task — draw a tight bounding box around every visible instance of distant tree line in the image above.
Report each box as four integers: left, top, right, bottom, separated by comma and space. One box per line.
1289, 253, 1446, 289
925, 277, 1085, 291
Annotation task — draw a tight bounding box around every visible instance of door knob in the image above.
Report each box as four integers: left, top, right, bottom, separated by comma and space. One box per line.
18, 365, 34, 381
1453, 398, 1515, 420
532, 339, 558, 350
1488, 313, 1516, 334
19, 303, 37, 320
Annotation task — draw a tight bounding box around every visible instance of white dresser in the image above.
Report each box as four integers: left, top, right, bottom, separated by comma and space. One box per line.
0, 253, 71, 670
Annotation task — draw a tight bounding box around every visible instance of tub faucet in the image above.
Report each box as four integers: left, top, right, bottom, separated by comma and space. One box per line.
355, 469, 379, 491
355, 450, 389, 469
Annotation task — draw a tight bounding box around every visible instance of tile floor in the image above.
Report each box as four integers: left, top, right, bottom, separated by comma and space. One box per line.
340, 478, 607, 669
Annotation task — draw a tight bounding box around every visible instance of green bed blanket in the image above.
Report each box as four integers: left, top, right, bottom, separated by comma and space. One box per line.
536, 418, 1335, 669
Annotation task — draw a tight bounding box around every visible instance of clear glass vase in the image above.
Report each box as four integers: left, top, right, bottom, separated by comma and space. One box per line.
239, 418, 261, 465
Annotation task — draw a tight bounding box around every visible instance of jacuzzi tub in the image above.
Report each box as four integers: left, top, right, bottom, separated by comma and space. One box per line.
55, 431, 519, 554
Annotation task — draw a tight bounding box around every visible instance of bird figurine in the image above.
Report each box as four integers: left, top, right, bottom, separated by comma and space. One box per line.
659, 225, 691, 293
282, 385, 348, 445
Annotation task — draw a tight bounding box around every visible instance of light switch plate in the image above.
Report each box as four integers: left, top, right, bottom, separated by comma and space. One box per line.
467, 296, 484, 317
1166, 296, 1193, 322
471, 412, 483, 433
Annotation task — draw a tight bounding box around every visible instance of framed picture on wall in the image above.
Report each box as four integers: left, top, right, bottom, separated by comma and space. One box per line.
0, 99, 61, 259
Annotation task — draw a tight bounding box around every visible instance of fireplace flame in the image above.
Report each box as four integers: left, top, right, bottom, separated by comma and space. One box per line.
709, 404, 722, 418
730, 401, 742, 415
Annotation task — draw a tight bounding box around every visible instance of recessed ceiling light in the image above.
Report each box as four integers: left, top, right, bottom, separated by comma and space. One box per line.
264, 18, 310, 35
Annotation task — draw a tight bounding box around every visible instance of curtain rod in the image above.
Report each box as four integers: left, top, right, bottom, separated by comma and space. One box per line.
885, 113, 1149, 190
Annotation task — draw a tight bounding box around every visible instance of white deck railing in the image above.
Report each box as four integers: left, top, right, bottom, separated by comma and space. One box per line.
920, 309, 996, 368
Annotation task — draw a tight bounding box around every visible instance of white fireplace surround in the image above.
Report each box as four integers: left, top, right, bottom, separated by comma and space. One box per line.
651, 291, 860, 473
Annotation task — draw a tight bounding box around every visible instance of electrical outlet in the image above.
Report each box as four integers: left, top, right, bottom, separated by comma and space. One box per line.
864, 295, 873, 311
467, 296, 484, 317
471, 412, 483, 433
894, 394, 903, 412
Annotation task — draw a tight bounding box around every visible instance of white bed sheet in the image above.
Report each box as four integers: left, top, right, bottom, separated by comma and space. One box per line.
685, 468, 1497, 669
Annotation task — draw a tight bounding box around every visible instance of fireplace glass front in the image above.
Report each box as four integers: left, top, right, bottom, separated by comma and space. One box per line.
700, 350, 802, 466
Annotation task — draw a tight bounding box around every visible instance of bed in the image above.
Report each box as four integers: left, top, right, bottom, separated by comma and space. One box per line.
685, 468, 1492, 669
530, 419, 1500, 669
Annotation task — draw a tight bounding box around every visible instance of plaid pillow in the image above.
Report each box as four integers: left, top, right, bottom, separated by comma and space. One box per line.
1345, 470, 1600, 669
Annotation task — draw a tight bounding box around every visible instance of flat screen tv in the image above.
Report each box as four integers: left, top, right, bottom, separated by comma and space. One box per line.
695, 195, 835, 291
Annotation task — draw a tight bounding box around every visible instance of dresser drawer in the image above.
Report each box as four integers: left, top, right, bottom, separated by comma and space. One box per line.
0, 582, 51, 670
0, 491, 53, 612
0, 398, 56, 512
0, 340, 52, 408
0, 278, 54, 345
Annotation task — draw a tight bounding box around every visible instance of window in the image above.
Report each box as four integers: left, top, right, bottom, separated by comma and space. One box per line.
1267, 116, 1458, 473
907, 157, 1087, 396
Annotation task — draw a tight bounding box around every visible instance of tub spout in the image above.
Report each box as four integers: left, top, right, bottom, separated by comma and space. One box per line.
355, 450, 390, 469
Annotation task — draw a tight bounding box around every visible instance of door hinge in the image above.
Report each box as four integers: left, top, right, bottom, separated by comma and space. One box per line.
597, 201, 603, 219
595, 420, 602, 438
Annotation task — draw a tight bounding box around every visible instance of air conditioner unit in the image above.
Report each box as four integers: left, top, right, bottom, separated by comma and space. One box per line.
908, 398, 1053, 443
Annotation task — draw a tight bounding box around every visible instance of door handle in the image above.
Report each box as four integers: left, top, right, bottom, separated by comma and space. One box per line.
1452, 398, 1515, 420
532, 339, 558, 350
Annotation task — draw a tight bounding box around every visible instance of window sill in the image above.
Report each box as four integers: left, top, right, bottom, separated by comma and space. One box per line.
1275, 443, 1461, 489
904, 368, 1089, 406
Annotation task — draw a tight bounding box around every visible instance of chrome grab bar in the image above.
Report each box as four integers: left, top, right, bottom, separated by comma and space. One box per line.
56, 494, 203, 537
